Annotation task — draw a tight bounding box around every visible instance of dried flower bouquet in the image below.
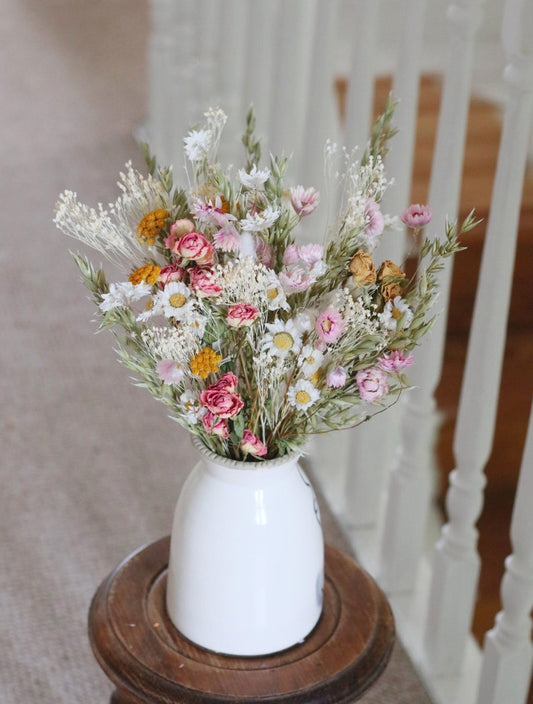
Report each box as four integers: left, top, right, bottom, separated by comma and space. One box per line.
55, 103, 475, 460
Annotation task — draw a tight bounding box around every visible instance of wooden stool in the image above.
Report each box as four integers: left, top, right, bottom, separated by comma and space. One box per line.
89, 537, 394, 703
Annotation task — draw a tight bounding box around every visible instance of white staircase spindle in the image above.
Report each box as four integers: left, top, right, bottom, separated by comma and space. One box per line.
147, 0, 180, 165
424, 0, 533, 675
477, 399, 533, 704
343, 0, 428, 533
343, 0, 380, 154
378, 0, 486, 593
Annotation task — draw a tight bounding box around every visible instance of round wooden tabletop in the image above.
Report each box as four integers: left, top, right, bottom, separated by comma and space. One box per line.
89, 537, 394, 704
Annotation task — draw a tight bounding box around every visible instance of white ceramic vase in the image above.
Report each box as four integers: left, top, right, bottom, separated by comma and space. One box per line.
166, 437, 324, 656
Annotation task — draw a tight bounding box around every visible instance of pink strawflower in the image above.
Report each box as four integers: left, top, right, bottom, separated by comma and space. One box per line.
364, 199, 385, 238
213, 227, 241, 252
227, 303, 260, 328
316, 308, 345, 344
326, 366, 347, 388
279, 244, 326, 294
356, 367, 389, 402
240, 429, 268, 457
191, 196, 236, 227
283, 244, 300, 265
254, 236, 274, 267
188, 266, 223, 297
401, 204, 432, 228
156, 359, 184, 385
289, 186, 320, 216
202, 411, 230, 439
298, 243, 324, 266
378, 350, 415, 372
158, 262, 186, 288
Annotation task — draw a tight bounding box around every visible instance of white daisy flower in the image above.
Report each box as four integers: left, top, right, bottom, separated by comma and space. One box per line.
136, 294, 164, 322
99, 281, 151, 312
261, 319, 302, 358
264, 272, 290, 311
238, 164, 270, 190
299, 345, 324, 377
240, 206, 281, 232
183, 309, 207, 339
287, 379, 320, 412
379, 296, 414, 331
179, 390, 203, 424
160, 281, 193, 320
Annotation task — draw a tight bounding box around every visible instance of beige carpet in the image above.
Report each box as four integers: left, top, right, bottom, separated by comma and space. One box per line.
0, 1, 430, 701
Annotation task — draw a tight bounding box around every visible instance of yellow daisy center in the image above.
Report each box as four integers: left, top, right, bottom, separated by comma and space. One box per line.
273, 332, 294, 350
392, 306, 402, 320
169, 293, 187, 308
296, 390, 312, 406
322, 318, 333, 332
267, 286, 279, 301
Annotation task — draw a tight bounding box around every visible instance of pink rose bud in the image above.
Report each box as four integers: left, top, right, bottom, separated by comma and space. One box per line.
158, 262, 186, 288
175, 231, 215, 264
202, 411, 229, 438
240, 429, 268, 457
401, 204, 432, 228
188, 267, 223, 297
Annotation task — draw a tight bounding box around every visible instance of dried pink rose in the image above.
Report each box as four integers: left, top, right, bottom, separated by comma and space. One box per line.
315, 308, 345, 344
188, 267, 223, 297
200, 379, 244, 419
401, 204, 432, 228
174, 231, 214, 264
356, 367, 389, 402
227, 303, 260, 328
210, 372, 239, 393
202, 411, 230, 439
240, 429, 268, 457
158, 262, 186, 288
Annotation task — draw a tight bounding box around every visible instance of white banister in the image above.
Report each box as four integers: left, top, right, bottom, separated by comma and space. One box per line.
343, 0, 380, 153
476, 400, 533, 704
147, 0, 180, 164
377, 0, 486, 593
423, 0, 533, 676
342, 0, 428, 534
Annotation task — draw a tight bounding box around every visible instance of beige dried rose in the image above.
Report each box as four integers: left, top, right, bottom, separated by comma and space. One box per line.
349, 250, 376, 287
378, 260, 407, 301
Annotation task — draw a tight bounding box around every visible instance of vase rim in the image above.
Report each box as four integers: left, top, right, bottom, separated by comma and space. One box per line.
191, 435, 302, 470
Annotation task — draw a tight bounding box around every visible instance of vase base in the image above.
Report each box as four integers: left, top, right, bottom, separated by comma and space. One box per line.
89, 536, 394, 704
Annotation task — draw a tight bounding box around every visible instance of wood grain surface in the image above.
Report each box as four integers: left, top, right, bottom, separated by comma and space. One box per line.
89, 537, 394, 704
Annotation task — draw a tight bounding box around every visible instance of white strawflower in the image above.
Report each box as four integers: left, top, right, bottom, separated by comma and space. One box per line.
239, 164, 270, 190
99, 282, 151, 312
184, 128, 212, 162
240, 206, 281, 232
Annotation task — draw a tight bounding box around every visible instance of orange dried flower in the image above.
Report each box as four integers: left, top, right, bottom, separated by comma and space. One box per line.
190, 347, 222, 379
129, 264, 161, 285
137, 209, 169, 246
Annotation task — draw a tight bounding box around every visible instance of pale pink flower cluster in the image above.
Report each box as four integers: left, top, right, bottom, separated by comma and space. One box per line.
156, 359, 184, 384
289, 186, 320, 216
213, 227, 241, 252
279, 244, 326, 294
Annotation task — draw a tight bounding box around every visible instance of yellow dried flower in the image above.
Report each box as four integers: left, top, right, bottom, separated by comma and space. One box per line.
378, 260, 407, 302
137, 209, 170, 246
190, 347, 222, 379
129, 264, 161, 285
349, 250, 376, 287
